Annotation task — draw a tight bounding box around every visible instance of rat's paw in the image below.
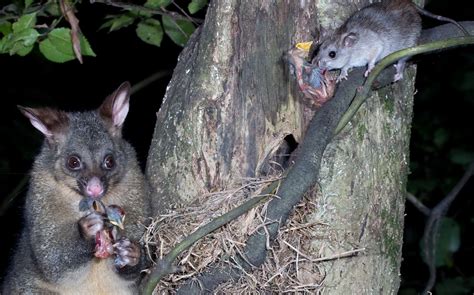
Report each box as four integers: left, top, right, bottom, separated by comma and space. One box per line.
393, 64, 404, 82
337, 68, 349, 82
114, 237, 140, 268
336, 74, 348, 83
393, 72, 403, 82
364, 63, 375, 77
79, 212, 104, 239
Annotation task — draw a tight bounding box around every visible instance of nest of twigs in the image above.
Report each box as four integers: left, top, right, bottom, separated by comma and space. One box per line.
142, 176, 328, 293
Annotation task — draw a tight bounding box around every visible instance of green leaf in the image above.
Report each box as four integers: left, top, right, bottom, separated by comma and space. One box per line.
39, 37, 73, 62
0, 22, 12, 36
99, 17, 116, 31
79, 34, 96, 57
136, 19, 163, 47
0, 38, 6, 53
145, 0, 172, 9
129, 8, 152, 18
433, 128, 449, 148
39, 28, 95, 63
100, 14, 135, 32
12, 13, 36, 32
14, 43, 34, 56
188, 0, 207, 14
449, 149, 474, 165
25, 0, 34, 9
162, 15, 195, 47
436, 277, 470, 295
45, 2, 61, 16
12, 28, 38, 46
9, 28, 39, 55
421, 217, 460, 268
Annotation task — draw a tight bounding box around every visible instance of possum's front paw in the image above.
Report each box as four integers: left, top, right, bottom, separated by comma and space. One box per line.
113, 237, 140, 268
79, 212, 104, 239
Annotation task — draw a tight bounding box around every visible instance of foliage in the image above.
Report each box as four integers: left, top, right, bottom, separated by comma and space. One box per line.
0, 0, 208, 63
420, 217, 460, 268
39, 27, 95, 62
402, 46, 474, 293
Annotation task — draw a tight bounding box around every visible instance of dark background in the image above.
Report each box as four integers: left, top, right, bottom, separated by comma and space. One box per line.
0, 0, 473, 293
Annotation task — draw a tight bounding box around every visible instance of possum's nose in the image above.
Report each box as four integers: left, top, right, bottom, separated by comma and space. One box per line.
86, 176, 104, 198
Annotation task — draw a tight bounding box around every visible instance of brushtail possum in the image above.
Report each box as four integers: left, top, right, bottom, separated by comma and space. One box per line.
2, 82, 152, 294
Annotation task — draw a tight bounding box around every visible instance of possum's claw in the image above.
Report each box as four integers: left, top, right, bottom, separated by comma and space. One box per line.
113, 237, 140, 268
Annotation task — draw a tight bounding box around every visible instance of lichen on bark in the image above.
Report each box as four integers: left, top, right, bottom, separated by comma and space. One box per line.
311, 68, 415, 293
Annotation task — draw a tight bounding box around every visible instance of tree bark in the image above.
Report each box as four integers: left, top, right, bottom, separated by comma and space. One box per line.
146, 0, 317, 212
146, 0, 413, 293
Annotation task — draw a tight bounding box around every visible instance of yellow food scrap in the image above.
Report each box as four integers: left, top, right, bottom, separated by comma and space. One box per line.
295, 41, 313, 52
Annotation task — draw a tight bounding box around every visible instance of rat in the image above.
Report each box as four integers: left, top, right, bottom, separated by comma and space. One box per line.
312, 0, 469, 82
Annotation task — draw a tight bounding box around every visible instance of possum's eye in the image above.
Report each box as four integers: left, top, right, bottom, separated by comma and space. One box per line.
67, 155, 82, 171
328, 51, 336, 58
103, 154, 115, 170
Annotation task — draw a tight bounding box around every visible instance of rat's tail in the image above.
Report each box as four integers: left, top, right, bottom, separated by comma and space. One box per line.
414, 5, 469, 36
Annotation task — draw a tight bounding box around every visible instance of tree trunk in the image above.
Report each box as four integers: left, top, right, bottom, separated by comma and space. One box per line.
146, 0, 413, 293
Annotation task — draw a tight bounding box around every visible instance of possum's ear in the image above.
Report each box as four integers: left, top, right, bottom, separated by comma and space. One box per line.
18, 106, 69, 143
99, 82, 131, 136
342, 32, 358, 47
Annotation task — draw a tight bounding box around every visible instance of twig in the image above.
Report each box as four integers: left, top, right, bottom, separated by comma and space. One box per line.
60, 0, 83, 63
281, 240, 365, 263
130, 70, 172, 95
263, 260, 294, 286
171, 0, 200, 26
140, 180, 280, 295
406, 192, 431, 216
311, 248, 365, 263
91, 0, 203, 24
0, 175, 29, 216
281, 240, 316, 262
335, 36, 474, 135
422, 162, 474, 293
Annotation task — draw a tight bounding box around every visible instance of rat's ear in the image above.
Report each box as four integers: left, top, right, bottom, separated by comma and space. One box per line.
342, 32, 358, 47
18, 106, 69, 143
99, 82, 131, 136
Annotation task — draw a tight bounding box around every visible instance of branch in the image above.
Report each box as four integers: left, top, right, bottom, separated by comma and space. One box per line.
422, 162, 474, 293
140, 181, 281, 294
406, 192, 430, 216
335, 36, 474, 135
0, 175, 28, 217
130, 70, 172, 95
404, 162, 474, 293
91, 0, 203, 24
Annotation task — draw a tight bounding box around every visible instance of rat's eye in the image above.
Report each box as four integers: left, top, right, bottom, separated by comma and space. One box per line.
328, 51, 336, 58
103, 154, 115, 170
67, 155, 82, 171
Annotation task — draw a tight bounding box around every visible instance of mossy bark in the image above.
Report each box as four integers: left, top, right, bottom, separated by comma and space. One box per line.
146, 0, 318, 211
146, 0, 413, 293
313, 73, 414, 293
